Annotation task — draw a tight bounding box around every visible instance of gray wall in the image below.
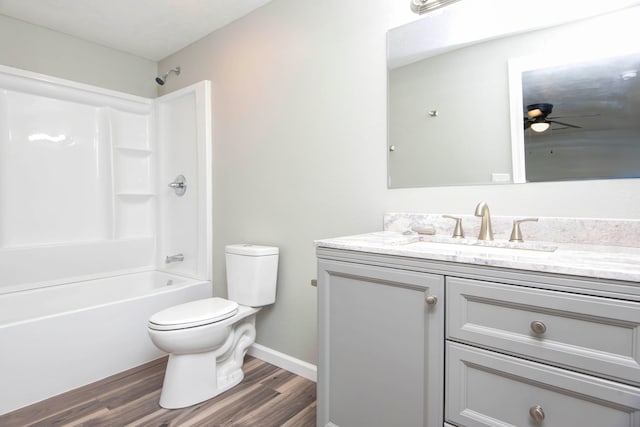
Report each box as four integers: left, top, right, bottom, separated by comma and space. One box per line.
0, 15, 157, 98
159, 0, 640, 365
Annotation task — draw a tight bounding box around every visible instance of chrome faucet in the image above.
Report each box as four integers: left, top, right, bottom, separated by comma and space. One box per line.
474, 202, 494, 241
165, 253, 184, 264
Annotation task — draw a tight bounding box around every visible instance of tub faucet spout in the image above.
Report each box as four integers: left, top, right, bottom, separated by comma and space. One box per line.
474, 202, 494, 241
165, 253, 184, 264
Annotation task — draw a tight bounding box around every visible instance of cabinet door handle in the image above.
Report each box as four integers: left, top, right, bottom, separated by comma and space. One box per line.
529, 405, 545, 422
425, 295, 438, 305
530, 320, 547, 335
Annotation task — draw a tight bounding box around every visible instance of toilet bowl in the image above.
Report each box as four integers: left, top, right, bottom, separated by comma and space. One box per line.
147, 244, 278, 409
148, 299, 260, 408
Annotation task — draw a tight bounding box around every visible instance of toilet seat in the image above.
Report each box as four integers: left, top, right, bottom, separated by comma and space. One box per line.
148, 297, 239, 331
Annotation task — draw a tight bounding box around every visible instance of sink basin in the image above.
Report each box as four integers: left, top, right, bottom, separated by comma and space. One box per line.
403, 236, 556, 258
341, 231, 421, 246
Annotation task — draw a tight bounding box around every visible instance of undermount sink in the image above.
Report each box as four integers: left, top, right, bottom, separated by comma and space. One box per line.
403, 235, 557, 257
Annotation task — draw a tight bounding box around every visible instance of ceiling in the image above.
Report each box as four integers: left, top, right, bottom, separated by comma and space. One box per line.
0, 0, 272, 61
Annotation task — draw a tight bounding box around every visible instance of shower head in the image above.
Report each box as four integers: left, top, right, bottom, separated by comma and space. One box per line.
155, 67, 181, 86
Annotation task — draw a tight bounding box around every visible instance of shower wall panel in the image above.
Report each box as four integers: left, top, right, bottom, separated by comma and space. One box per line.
156, 82, 212, 281
0, 66, 211, 294
1, 91, 112, 247
0, 65, 155, 293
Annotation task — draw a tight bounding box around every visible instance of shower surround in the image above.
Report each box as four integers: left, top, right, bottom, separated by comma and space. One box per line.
0, 65, 212, 414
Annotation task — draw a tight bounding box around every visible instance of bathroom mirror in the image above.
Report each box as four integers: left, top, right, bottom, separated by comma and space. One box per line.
387, 2, 640, 188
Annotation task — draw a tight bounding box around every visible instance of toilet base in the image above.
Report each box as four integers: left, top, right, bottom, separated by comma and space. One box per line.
157, 316, 257, 409
159, 351, 245, 409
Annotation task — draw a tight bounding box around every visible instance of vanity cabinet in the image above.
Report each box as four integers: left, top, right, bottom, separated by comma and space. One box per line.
316, 247, 640, 427
317, 258, 445, 427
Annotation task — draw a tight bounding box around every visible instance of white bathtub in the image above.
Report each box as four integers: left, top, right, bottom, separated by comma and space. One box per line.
0, 271, 212, 415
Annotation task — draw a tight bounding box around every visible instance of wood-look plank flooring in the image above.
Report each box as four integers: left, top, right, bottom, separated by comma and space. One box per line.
0, 356, 316, 427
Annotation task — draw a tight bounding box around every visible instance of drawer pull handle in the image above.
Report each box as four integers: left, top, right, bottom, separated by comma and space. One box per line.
425, 295, 438, 305
529, 405, 545, 422
530, 320, 547, 335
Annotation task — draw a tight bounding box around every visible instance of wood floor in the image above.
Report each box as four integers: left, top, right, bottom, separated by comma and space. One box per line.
0, 356, 316, 427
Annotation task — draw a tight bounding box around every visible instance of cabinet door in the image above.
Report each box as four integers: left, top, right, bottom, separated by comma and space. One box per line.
317, 259, 444, 427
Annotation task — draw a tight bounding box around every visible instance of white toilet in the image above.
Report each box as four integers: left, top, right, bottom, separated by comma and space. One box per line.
147, 244, 278, 409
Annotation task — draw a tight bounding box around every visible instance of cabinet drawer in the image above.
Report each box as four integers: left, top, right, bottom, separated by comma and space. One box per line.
447, 277, 640, 385
446, 342, 640, 427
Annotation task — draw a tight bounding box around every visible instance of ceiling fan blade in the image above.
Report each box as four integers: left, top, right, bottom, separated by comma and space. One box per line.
549, 119, 581, 129
550, 113, 600, 120
524, 119, 532, 129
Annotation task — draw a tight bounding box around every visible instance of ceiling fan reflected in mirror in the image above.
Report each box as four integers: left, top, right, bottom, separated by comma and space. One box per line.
524, 103, 582, 133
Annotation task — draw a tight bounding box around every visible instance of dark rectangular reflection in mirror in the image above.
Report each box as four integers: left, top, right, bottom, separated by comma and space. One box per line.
523, 52, 640, 182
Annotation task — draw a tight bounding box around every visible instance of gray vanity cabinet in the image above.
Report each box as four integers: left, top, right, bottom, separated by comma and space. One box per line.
316, 246, 640, 427
317, 258, 445, 427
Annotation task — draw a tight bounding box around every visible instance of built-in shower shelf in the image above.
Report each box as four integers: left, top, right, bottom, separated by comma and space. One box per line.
115, 146, 152, 155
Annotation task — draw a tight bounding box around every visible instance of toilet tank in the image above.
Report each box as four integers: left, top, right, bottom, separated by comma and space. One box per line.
225, 244, 279, 307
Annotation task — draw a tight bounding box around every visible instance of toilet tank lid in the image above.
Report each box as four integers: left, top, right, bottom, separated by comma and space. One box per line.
225, 244, 278, 256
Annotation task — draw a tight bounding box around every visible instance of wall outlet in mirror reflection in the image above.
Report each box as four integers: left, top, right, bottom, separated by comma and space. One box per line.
491, 173, 511, 183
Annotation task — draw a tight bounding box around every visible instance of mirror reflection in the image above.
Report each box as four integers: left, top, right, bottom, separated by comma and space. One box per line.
513, 53, 640, 182
387, 4, 640, 188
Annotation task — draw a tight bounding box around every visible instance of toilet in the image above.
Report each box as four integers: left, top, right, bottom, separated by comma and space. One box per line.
147, 244, 278, 409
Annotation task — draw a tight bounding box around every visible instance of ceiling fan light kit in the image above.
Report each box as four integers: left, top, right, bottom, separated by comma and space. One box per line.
524, 102, 582, 132
530, 120, 551, 133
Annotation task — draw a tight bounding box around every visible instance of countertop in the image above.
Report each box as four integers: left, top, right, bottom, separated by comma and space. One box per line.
315, 231, 640, 283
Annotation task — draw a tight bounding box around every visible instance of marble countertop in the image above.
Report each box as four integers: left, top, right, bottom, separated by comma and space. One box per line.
315, 231, 640, 283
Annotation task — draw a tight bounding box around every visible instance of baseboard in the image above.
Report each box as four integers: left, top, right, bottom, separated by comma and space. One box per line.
248, 343, 317, 382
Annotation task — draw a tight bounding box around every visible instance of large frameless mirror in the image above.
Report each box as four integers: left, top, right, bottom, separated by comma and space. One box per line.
387, 1, 640, 188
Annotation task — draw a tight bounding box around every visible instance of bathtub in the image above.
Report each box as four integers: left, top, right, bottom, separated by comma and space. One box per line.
0, 271, 212, 415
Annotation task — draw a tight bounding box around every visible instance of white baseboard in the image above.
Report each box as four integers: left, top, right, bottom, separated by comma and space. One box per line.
248, 343, 317, 382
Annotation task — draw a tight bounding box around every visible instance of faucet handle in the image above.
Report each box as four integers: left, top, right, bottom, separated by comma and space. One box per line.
443, 215, 464, 239
509, 218, 538, 242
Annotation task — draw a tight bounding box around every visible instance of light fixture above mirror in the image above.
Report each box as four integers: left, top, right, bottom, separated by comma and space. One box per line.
410, 0, 462, 15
